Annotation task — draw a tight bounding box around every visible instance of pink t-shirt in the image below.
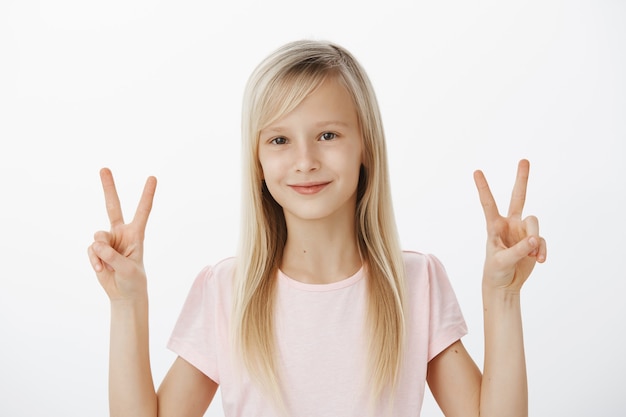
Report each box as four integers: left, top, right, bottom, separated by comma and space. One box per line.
168, 251, 467, 416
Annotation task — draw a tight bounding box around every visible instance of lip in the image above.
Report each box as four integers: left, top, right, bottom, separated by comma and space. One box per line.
288, 181, 331, 195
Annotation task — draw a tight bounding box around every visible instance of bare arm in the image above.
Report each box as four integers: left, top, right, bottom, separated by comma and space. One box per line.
427, 340, 481, 416
428, 160, 547, 417
88, 168, 158, 416
108, 297, 157, 416
475, 159, 546, 416
480, 286, 527, 415
157, 357, 219, 417
88, 169, 218, 417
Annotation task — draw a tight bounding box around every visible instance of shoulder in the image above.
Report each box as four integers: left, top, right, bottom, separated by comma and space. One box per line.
190, 257, 237, 294
196, 257, 236, 279
178, 257, 237, 316
400, 250, 466, 333
207, 257, 237, 278
401, 250, 446, 275
401, 250, 454, 295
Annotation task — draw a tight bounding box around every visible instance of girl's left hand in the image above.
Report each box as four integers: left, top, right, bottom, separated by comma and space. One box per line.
473, 159, 547, 292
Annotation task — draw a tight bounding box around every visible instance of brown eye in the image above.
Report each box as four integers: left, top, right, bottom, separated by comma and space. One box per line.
320, 132, 336, 141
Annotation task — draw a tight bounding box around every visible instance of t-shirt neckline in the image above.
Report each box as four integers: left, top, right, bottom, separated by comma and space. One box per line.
278, 266, 365, 292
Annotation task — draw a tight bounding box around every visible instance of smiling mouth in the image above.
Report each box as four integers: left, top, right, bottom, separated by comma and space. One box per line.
289, 182, 330, 195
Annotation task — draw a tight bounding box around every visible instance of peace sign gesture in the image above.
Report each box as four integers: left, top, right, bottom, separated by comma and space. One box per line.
474, 159, 547, 292
87, 168, 157, 301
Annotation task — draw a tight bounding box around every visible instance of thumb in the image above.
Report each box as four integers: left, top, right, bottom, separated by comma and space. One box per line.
92, 241, 126, 272
504, 236, 539, 264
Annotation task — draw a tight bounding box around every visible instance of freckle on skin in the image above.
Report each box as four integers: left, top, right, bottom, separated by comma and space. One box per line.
454, 349, 458, 354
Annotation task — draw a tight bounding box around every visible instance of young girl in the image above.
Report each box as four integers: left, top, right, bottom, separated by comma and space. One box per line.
88, 40, 547, 417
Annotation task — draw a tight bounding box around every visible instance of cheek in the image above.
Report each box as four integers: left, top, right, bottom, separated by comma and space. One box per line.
258, 159, 285, 193
257, 152, 274, 181
258, 159, 273, 182
261, 173, 284, 207
349, 151, 364, 180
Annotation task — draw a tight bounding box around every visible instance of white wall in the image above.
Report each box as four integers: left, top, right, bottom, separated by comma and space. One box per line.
1, 0, 624, 415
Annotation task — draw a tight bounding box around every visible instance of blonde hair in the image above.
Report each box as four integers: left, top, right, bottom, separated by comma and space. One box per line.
232, 39, 407, 407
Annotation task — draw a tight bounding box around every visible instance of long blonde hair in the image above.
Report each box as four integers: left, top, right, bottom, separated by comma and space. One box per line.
232, 39, 407, 405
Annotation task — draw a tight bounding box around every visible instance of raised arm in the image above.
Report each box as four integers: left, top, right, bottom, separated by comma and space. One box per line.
87, 169, 219, 417
427, 160, 546, 417
87, 168, 158, 417
475, 159, 546, 417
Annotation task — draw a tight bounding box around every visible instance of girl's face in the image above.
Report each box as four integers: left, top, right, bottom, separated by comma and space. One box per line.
258, 77, 363, 225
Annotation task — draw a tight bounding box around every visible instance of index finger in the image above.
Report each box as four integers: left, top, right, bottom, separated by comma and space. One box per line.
507, 159, 530, 218
473, 169, 500, 223
132, 175, 157, 230
100, 168, 124, 226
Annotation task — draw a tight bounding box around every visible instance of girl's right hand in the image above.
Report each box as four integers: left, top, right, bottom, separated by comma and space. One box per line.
87, 168, 157, 302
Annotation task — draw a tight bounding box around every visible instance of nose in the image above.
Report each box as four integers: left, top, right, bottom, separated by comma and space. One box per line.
294, 140, 320, 172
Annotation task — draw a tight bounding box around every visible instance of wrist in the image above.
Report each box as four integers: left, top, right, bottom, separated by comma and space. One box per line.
482, 272, 522, 296
109, 296, 150, 343
482, 284, 522, 319
483, 282, 520, 297
110, 294, 149, 315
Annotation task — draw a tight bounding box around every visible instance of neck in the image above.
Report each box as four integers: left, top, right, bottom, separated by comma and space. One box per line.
281, 216, 362, 284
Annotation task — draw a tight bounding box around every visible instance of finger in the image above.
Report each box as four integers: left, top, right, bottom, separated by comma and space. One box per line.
502, 235, 540, 266
100, 168, 124, 226
523, 215, 539, 236
537, 237, 547, 263
87, 244, 104, 272
91, 241, 126, 272
507, 159, 530, 218
132, 176, 157, 229
523, 215, 540, 256
93, 230, 112, 243
473, 169, 500, 223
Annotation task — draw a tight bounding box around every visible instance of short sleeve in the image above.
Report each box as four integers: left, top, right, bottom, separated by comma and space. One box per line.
425, 254, 468, 361
167, 265, 220, 382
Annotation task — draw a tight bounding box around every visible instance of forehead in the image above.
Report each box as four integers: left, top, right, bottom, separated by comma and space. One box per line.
261, 77, 359, 133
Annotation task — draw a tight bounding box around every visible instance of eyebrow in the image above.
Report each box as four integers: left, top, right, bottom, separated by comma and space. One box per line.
315, 121, 351, 129
261, 121, 351, 135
